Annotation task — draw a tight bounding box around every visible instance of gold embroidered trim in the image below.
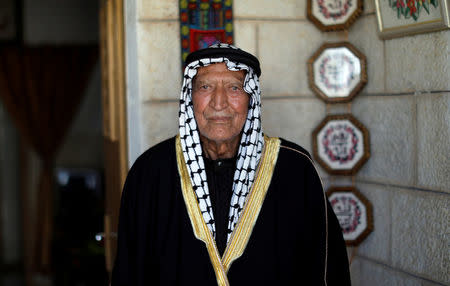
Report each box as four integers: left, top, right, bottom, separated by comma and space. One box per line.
176, 135, 281, 284
222, 136, 280, 272
176, 136, 229, 286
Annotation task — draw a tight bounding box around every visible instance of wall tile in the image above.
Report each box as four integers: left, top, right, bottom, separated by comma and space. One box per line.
423, 281, 450, 286
325, 103, 354, 115
261, 97, 328, 179
355, 183, 391, 264
391, 189, 450, 284
351, 257, 423, 286
137, 0, 179, 20
348, 15, 385, 94
386, 30, 450, 93
322, 176, 354, 190
258, 22, 346, 98
234, 20, 257, 56
417, 93, 450, 192
352, 96, 415, 185
137, 22, 181, 101
258, 21, 313, 97
140, 102, 179, 151
364, 0, 376, 14
261, 97, 325, 155
320, 30, 351, 42
349, 257, 362, 285
234, 0, 305, 19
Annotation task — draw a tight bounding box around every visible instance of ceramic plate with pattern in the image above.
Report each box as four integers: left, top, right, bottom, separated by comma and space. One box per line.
312, 114, 370, 175
308, 42, 367, 103
327, 186, 373, 246
307, 0, 363, 31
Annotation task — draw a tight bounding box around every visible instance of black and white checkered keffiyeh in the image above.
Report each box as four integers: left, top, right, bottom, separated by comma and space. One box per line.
179, 43, 264, 242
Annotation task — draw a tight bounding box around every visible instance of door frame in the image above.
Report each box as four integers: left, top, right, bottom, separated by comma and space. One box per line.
99, 0, 128, 276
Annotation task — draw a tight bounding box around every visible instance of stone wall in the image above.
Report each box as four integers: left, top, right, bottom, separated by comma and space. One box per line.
126, 0, 449, 285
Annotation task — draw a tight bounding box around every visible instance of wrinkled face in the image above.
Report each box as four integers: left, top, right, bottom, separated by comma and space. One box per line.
192, 63, 249, 144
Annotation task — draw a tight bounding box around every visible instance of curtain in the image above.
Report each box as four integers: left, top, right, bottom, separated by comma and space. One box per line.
0, 45, 98, 272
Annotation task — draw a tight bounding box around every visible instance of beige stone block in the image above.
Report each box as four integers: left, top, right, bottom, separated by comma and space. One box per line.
364, 0, 376, 14
322, 176, 354, 190
234, 0, 305, 19
261, 97, 325, 155
325, 102, 353, 115
315, 164, 331, 182
141, 102, 179, 151
386, 30, 450, 93
348, 15, 384, 94
137, 0, 179, 20
352, 96, 415, 185
355, 183, 391, 263
234, 20, 257, 56
258, 21, 310, 97
261, 97, 328, 179
137, 22, 182, 101
258, 21, 347, 97
422, 281, 450, 286
351, 257, 423, 286
391, 189, 450, 284
349, 257, 362, 285
320, 30, 353, 41
417, 93, 450, 192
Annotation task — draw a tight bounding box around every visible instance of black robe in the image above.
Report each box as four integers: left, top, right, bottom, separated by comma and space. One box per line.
112, 136, 351, 285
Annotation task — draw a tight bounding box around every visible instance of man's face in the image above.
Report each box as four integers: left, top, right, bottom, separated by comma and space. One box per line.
192, 63, 249, 144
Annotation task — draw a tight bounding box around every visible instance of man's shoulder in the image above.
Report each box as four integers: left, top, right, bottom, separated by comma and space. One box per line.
267, 136, 322, 177
132, 136, 177, 168
275, 137, 313, 162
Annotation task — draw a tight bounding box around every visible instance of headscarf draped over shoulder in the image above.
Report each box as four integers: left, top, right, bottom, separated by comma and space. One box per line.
178, 43, 263, 242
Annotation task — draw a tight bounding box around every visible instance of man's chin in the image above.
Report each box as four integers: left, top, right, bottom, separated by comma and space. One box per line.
207, 119, 232, 125
201, 131, 241, 144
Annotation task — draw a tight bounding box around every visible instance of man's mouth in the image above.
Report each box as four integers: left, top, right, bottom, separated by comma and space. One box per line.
207, 116, 232, 122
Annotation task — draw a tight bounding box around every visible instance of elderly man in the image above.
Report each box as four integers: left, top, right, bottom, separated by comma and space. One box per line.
112, 44, 351, 285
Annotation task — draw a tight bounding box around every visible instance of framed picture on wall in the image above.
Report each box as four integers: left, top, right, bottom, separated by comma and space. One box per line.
307, 0, 363, 31
312, 114, 370, 175
375, 0, 450, 39
179, 0, 234, 67
0, 0, 21, 43
326, 186, 373, 246
307, 42, 367, 103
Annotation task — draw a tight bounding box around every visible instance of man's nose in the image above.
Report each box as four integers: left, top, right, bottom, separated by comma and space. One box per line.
210, 85, 228, 110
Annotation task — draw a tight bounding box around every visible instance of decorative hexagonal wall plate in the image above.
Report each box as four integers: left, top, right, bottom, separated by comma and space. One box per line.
312, 114, 370, 175
326, 186, 373, 246
307, 0, 363, 31
307, 42, 367, 103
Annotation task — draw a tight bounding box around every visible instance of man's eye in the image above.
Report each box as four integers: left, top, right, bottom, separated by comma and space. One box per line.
231, 86, 241, 91
201, 85, 209, 89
